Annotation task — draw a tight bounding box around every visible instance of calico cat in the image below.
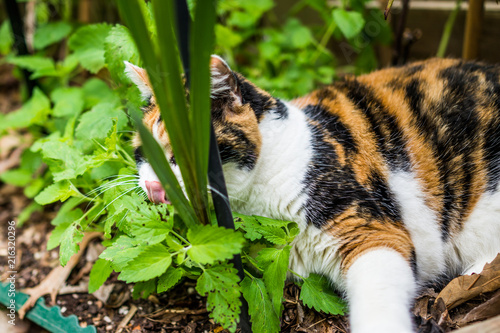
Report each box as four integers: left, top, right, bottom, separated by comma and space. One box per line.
125, 56, 500, 333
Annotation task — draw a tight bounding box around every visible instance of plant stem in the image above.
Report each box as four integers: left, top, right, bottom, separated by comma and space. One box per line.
437, 0, 462, 57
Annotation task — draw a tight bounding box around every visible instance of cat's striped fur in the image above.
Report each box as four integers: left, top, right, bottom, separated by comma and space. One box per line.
126, 56, 500, 332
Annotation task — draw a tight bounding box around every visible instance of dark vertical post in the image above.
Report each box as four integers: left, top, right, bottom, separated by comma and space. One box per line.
4, 0, 37, 96
173, 0, 251, 331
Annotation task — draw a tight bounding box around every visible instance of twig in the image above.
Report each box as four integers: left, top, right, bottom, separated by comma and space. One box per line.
116, 304, 138, 333
18, 232, 102, 319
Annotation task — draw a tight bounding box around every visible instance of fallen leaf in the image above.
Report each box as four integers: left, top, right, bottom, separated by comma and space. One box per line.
458, 289, 500, 325
436, 254, 500, 310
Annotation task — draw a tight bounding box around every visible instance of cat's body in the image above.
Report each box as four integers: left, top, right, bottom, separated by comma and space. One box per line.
126, 57, 500, 333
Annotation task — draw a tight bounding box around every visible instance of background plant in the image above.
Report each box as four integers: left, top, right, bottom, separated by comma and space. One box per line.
0, 0, 396, 331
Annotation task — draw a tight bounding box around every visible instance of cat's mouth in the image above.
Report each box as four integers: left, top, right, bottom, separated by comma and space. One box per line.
145, 180, 171, 205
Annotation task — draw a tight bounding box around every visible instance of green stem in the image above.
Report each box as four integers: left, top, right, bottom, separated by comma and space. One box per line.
437, 0, 462, 57
170, 229, 190, 246
312, 21, 336, 62
288, 268, 306, 280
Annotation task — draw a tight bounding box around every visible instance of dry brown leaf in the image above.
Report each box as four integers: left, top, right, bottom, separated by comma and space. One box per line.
458, 289, 500, 325
436, 254, 500, 310
18, 232, 101, 319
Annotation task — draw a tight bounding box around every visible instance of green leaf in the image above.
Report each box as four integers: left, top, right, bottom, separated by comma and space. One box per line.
132, 279, 157, 299
51, 198, 83, 226
34, 180, 79, 205
157, 265, 183, 293
215, 24, 243, 49
34, 21, 72, 50
0, 20, 13, 55
48, 222, 71, 250
18, 202, 42, 227
0, 88, 50, 131
196, 263, 241, 332
258, 226, 288, 245
128, 202, 173, 244
284, 19, 313, 48
0, 169, 32, 186
300, 273, 346, 315
75, 103, 128, 140
68, 23, 112, 73
88, 259, 114, 293
51, 87, 84, 117
257, 246, 290, 315
332, 9, 365, 40
241, 277, 280, 333
119, 243, 172, 283
82, 78, 121, 109
187, 225, 244, 264
33, 138, 91, 181
60, 224, 84, 266
104, 24, 140, 83
234, 213, 263, 241
100, 235, 145, 271
7, 55, 58, 79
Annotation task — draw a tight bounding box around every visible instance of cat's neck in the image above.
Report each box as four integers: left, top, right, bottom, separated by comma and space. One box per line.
223, 100, 312, 225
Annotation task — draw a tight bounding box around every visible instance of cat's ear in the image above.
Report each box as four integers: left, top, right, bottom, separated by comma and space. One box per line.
124, 61, 153, 101
210, 55, 241, 103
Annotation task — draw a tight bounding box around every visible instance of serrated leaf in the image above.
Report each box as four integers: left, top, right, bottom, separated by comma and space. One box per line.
332, 9, 365, 40
104, 24, 140, 83
60, 224, 84, 266
68, 23, 112, 73
157, 266, 183, 293
88, 258, 114, 293
47, 222, 71, 250
128, 202, 173, 244
119, 243, 172, 283
100, 235, 145, 271
34, 180, 79, 205
34, 139, 91, 181
233, 213, 262, 241
300, 273, 346, 315
0, 88, 50, 131
34, 21, 72, 50
187, 225, 244, 264
241, 277, 280, 333
258, 226, 288, 245
257, 246, 290, 315
196, 264, 241, 332
75, 102, 128, 141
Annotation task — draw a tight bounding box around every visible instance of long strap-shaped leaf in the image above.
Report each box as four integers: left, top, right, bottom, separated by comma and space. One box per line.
117, 1, 198, 227
152, 1, 209, 225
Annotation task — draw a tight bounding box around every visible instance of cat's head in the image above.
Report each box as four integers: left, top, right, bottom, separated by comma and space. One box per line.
125, 55, 279, 203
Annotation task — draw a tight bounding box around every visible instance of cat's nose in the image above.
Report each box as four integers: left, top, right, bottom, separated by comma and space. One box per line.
145, 180, 169, 204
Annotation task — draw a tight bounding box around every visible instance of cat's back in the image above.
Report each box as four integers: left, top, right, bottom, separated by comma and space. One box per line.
294, 58, 500, 278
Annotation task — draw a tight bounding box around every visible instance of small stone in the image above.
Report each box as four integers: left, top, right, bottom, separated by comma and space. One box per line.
72, 294, 79, 299
103, 316, 112, 323
118, 306, 129, 315
106, 325, 113, 331
60, 306, 67, 313
187, 287, 196, 294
